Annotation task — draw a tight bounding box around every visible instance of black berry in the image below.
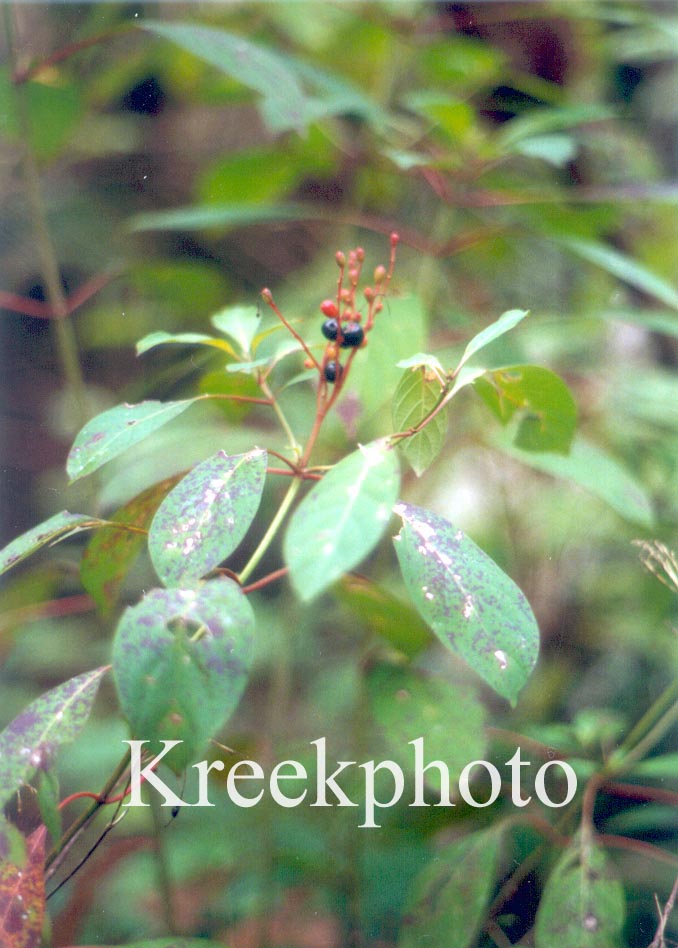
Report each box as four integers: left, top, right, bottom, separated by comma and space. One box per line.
339, 321, 364, 348
324, 361, 342, 383
321, 318, 339, 341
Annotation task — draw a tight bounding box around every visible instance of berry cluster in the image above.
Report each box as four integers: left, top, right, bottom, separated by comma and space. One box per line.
313, 234, 399, 385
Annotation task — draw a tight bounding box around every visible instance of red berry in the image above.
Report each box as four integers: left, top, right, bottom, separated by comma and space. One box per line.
320, 299, 339, 318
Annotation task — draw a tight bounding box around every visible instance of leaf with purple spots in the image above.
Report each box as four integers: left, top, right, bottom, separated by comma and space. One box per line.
112, 577, 255, 772
284, 441, 400, 602
393, 503, 539, 705
67, 399, 198, 482
0, 511, 107, 578
0, 824, 46, 948
148, 449, 267, 587
535, 841, 625, 948
0, 667, 109, 808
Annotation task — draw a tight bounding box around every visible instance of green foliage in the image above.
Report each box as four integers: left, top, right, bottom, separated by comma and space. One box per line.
1, 2, 677, 945
393, 503, 539, 704
112, 578, 255, 771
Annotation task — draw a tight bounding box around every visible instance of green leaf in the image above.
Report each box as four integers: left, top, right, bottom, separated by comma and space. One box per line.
393, 503, 539, 705
81, 475, 184, 615
211, 305, 262, 355
284, 441, 400, 601
351, 295, 427, 414
141, 21, 308, 133
0, 816, 26, 865
392, 366, 448, 476
149, 449, 267, 587
512, 133, 578, 167
497, 104, 615, 150
334, 576, 432, 657
398, 828, 501, 948
535, 842, 626, 948
0, 825, 46, 948
494, 434, 654, 529
0, 68, 82, 158
368, 664, 486, 792
473, 365, 577, 454
36, 770, 61, 846
112, 578, 255, 771
135, 331, 236, 358
0, 511, 106, 578
396, 352, 445, 375
130, 202, 322, 233
628, 752, 678, 780
557, 236, 678, 311
455, 309, 529, 373
67, 399, 197, 482
108, 941, 226, 948
0, 667, 108, 808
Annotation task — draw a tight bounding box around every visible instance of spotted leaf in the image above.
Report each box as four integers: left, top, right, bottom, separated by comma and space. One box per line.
112, 578, 255, 772
393, 503, 538, 704
0, 511, 106, 578
0, 824, 46, 948
535, 842, 625, 948
67, 399, 197, 482
148, 449, 267, 587
0, 668, 108, 808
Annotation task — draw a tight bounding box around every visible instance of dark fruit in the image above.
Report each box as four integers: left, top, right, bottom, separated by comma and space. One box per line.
324, 360, 342, 383
321, 318, 339, 341
339, 321, 364, 348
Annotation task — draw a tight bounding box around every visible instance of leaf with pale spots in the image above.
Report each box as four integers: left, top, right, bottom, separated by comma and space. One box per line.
112, 578, 255, 772
535, 842, 625, 948
148, 449, 267, 587
0, 667, 109, 808
284, 441, 400, 601
0, 511, 107, 578
0, 824, 46, 948
393, 503, 538, 704
398, 828, 502, 948
67, 399, 198, 482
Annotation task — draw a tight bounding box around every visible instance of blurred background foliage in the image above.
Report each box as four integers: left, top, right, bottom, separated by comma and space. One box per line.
1, 1, 678, 945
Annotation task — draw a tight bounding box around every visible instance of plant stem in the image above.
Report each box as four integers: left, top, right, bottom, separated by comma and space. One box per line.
45, 750, 130, 874
258, 376, 301, 459
238, 477, 302, 585
4, 5, 90, 430
609, 677, 678, 767
150, 793, 179, 935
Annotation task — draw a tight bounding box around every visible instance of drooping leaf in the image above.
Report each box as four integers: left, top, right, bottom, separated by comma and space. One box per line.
368, 664, 486, 792
535, 842, 626, 948
0, 667, 108, 808
494, 434, 654, 529
557, 235, 678, 311
455, 309, 529, 374
67, 399, 197, 482
0, 825, 46, 948
398, 828, 502, 948
112, 578, 255, 772
473, 364, 577, 454
0, 511, 106, 578
392, 367, 448, 476
393, 503, 539, 704
141, 21, 309, 133
335, 576, 432, 657
135, 331, 236, 358
130, 202, 323, 233
396, 352, 445, 375
81, 475, 184, 615
284, 441, 400, 601
148, 449, 267, 587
